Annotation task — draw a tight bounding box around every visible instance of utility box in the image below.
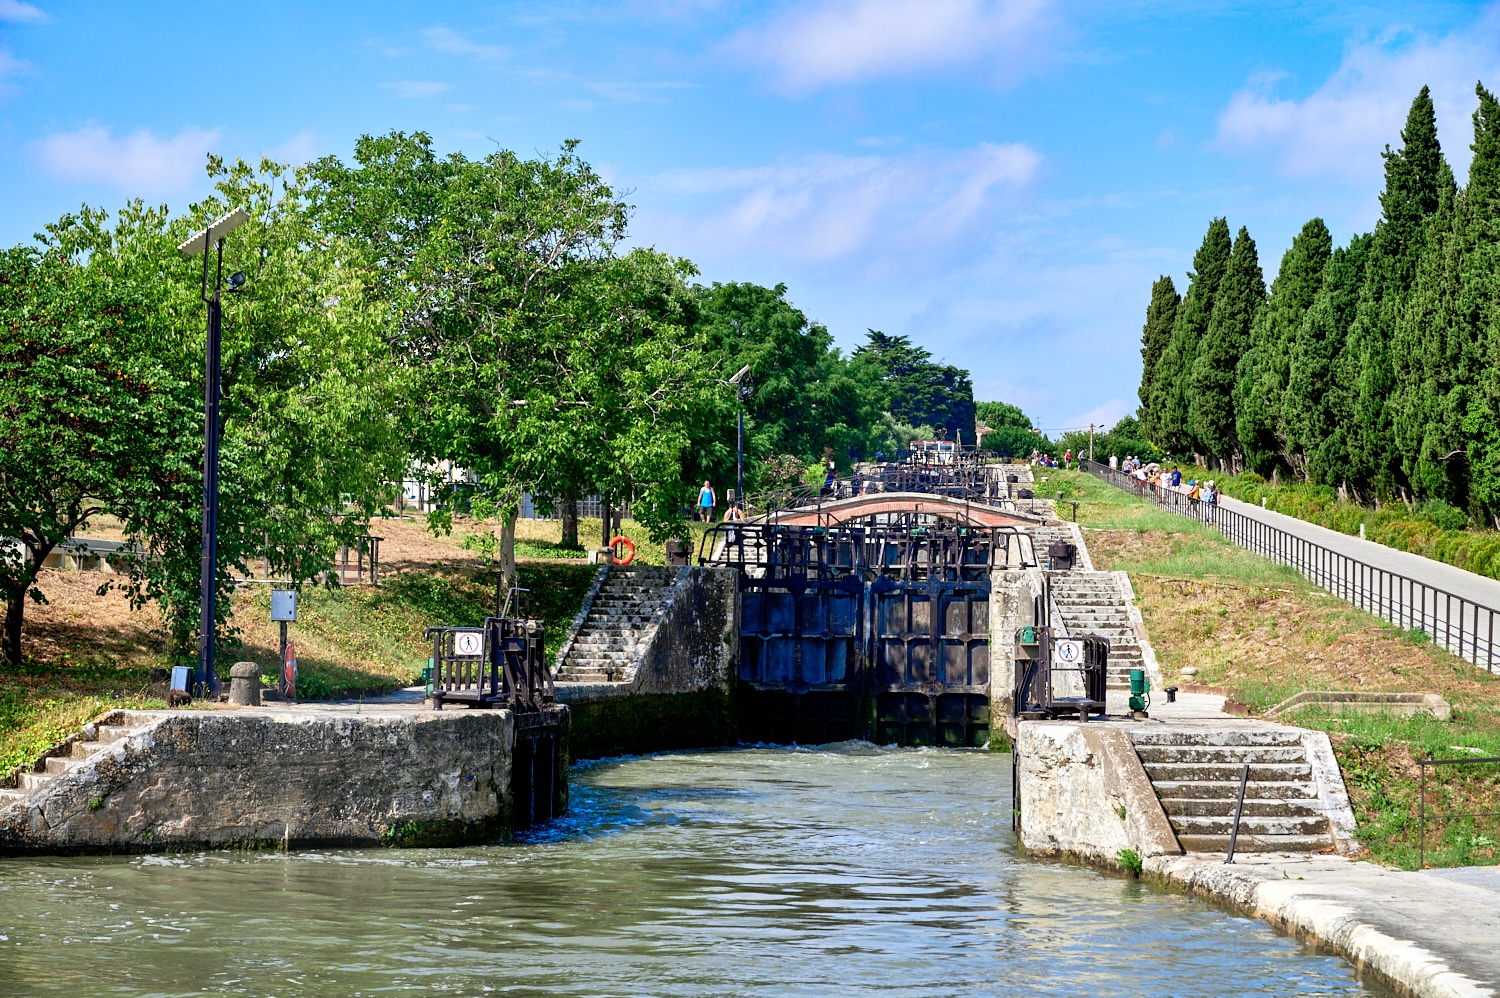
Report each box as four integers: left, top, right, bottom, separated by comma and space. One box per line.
271, 589, 298, 622
1047, 540, 1077, 571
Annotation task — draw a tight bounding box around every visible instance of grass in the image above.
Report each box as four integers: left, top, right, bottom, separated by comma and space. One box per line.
1054, 467, 1500, 869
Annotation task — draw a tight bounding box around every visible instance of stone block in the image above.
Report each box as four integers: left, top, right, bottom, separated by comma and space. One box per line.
228, 662, 261, 707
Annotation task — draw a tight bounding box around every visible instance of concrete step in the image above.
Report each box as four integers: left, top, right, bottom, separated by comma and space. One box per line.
1130, 728, 1304, 747
44, 756, 79, 775
1169, 813, 1331, 836
19, 772, 53, 791
1149, 780, 1319, 801
1135, 745, 1308, 765
96, 724, 136, 743
1176, 833, 1331, 854
0, 788, 25, 806
1159, 797, 1327, 819
1143, 762, 1312, 783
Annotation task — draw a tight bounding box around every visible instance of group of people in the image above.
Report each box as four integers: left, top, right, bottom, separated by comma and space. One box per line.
1108, 461, 1220, 522
694, 481, 745, 523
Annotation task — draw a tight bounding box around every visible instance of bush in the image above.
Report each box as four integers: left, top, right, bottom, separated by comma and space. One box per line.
1117, 847, 1143, 877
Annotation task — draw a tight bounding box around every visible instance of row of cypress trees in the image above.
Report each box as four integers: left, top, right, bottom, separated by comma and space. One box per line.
1137, 84, 1500, 523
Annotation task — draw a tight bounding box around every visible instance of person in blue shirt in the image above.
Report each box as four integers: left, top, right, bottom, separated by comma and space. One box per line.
697, 481, 716, 521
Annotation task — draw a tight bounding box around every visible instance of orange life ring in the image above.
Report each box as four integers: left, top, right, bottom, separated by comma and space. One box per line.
610, 535, 636, 565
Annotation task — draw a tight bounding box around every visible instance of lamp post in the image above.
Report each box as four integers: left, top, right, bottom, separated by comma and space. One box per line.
727, 365, 751, 510
178, 207, 249, 697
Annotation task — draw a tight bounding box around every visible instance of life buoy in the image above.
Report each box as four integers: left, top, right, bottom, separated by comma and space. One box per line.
610, 535, 636, 565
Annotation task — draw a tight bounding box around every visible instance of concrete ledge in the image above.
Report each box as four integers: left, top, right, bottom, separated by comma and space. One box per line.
1147, 855, 1497, 998
1269, 691, 1452, 720
1017, 720, 1181, 867
0, 707, 545, 855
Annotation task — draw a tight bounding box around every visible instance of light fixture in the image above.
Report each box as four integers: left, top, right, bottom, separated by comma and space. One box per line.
178, 207, 249, 258
227, 270, 247, 291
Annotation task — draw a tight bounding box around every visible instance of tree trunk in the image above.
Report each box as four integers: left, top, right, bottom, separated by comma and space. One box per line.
2, 581, 24, 667
601, 490, 612, 549
561, 490, 579, 549
499, 508, 517, 593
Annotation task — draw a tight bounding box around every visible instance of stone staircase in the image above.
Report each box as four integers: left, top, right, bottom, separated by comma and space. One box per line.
0, 712, 151, 808
1130, 727, 1335, 854
553, 566, 682, 684
1031, 523, 1090, 569
1047, 571, 1142, 690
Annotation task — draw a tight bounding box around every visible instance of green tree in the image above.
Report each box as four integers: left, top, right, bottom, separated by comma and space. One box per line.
1188, 225, 1265, 467
1460, 83, 1500, 522
693, 282, 878, 477
0, 240, 193, 666
1283, 234, 1374, 485
1343, 86, 1452, 497
1233, 218, 1332, 475
1136, 275, 1179, 439
977, 400, 1052, 458
851, 330, 976, 442
1149, 217, 1232, 456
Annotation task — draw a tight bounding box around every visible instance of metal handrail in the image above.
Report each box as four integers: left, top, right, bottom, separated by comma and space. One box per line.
1084, 460, 1500, 673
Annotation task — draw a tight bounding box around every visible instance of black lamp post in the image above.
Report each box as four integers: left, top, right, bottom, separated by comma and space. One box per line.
178, 208, 248, 697
728, 365, 751, 509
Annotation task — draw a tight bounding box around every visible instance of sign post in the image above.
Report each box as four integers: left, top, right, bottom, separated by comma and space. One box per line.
271, 590, 298, 699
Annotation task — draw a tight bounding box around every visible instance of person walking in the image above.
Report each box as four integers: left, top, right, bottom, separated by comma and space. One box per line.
1064, 448, 1073, 470
697, 481, 716, 521
1109, 453, 1119, 472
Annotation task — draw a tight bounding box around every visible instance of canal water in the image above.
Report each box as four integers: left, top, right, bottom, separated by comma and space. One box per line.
0, 745, 1380, 996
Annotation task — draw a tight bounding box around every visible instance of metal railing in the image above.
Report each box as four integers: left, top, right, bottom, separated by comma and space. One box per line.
1419, 755, 1500, 868
1084, 461, 1500, 672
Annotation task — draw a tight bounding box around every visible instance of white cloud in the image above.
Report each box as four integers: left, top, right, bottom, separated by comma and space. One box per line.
639, 141, 1040, 263
267, 129, 319, 166
384, 80, 453, 99
33, 124, 220, 196
725, 0, 1054, 92
0, 48, 26, 95
0, 0, 47, 24
423, 26, 506, 61
1216, 19, 1500, 182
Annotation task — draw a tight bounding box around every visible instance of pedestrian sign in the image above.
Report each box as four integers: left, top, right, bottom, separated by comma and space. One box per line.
1054, 639, 1084, 665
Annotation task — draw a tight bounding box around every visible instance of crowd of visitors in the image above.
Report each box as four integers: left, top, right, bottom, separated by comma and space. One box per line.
1105, 455, 1219, 522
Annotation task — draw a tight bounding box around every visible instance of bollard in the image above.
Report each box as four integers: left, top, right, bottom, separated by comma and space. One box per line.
229, 661, 261, 706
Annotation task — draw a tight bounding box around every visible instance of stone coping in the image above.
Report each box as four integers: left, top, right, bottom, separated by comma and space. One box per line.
1266, 690, 1453, 721
1146, 853, 1499, 998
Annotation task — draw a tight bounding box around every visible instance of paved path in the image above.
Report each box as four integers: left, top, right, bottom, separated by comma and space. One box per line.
1214, 494, 1500, 672
1218, 494, 1500, 609
1153, 852, 1500, 996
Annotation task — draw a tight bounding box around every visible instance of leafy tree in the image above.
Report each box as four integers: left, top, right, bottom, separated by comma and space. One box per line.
1188, 225, 1264, 466
1233, 218, 1331, 474
1148, 217, 1232, 456
851, 330, 976, 442
1136, 275, 1179, 438
1461, 83, 1500, 522
693, 282, 877, 476
0, 240, 192, 666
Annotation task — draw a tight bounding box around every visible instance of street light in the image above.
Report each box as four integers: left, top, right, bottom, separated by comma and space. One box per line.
728, 365, 751, 511
178, 207, 249, 697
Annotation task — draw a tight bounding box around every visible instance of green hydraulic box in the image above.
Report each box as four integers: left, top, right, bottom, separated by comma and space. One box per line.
1129, 668, 1150, 713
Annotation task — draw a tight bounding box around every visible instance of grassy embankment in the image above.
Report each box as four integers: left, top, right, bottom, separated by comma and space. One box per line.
0, 513, 706, 779
1046, 469, 1500, 869
1167, 465, 1500, 582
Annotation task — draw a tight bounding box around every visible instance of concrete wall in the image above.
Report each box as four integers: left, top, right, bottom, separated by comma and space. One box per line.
557, 566, 739, 757
989, 568, 1044, 727
0, 707, 568, 855
1016, 720, 1181, 868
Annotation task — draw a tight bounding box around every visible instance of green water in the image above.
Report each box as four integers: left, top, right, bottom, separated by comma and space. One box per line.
0, 745, 1379, 996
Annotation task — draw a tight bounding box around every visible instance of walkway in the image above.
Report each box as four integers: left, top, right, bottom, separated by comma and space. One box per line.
1218, 494, 1500, 610
1216, 494, 1500, 673
1152, 852, 1500, 996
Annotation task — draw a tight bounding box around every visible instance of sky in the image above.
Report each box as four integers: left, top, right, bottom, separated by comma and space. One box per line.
2, 0, 1499, 434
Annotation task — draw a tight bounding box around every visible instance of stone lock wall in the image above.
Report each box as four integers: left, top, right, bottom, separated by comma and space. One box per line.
0, 709, 530, 854
1016, 720, 1182, 868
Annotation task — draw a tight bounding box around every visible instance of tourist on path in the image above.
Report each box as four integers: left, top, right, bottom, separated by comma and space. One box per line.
697, 481, 716, 521
1109, 454, 1118, 471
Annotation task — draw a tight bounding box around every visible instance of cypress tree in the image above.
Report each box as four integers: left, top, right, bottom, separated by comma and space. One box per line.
1234, 218, 1332, 474
1188, 225, 1264, 468
1137, 275, 1179, 438
1463, 83, 1500, 522
1343, 86, 1451, 497
1149, 218, 1231, 457
1284, 234, 1374, 485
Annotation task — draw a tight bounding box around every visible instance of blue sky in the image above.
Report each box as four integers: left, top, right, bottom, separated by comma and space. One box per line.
2, 1, 1498, 433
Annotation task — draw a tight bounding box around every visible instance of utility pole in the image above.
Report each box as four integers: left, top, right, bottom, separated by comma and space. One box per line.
728, 365, 751, 511
1089, 423, 1095, 464
178, 208, 249, 698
